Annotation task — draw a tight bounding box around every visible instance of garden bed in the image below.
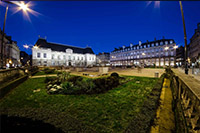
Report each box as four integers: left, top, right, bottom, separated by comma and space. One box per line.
0, 74, 161, 132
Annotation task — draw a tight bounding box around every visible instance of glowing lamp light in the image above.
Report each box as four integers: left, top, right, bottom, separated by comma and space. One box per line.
164, 46, 169, 50
33, 45, 38, 49
142, 53, 146, 56
9, 59, 12, 64
173, 45, 178, 49
23, 44, 29, 49
19, 2, 28, 11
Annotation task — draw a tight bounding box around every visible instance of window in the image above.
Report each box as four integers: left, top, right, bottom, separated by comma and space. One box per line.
44, 53, 47, 58
165, 52, 168, 56
58, 55, 60, 59
37, 53, 40, 58
156, 43, 158, 46
170, 40, 173, 44
63, 55, 66, 59
144, 45, 146, 48
160, 42, 163, 45
152, 43, 154, 47
148, 44, 150, 48
81, 57, 83, 60
171, 51, 174, 56
52, 54, 54, 59
165, 41, 168, 45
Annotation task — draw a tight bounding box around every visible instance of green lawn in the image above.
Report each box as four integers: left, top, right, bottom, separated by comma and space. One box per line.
0, 76, 158, 132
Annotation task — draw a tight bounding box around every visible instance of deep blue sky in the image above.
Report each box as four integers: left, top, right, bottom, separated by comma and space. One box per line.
0, 1, 200, 55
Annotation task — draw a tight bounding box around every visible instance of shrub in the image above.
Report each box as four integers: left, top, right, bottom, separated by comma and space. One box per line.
93, 78, 106, 92
44, 77, 57, 83
67, 76, 83, 84
105, 76, 119, 89
44, 68, 55, 74
75, 78, 96, 94
110, 72, 119, 78
61, 81, 74, 94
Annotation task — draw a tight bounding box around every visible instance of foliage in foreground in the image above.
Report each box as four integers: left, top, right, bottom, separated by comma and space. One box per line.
0, 75, 159, 132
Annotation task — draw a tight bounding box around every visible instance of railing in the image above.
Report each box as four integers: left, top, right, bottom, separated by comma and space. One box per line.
169, 69, 200, 133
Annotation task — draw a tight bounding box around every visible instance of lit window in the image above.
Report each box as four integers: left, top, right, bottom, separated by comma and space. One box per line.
152, 43, 154, 47
170, 40, 173, 44
160, 42, 163, 45
165, 41, 168, 45
156, 43, 158, 46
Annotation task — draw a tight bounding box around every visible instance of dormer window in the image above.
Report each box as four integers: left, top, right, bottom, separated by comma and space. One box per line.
144, 45, 146, 48
170, 40, 173, 44
165, 41, 168, 45
66, 49, 73, 54
152, 43, 154, 47
148, 44, 150, 48
160, 42, 163, 45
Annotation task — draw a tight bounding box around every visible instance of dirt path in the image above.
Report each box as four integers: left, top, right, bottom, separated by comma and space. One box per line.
151, 78, 175, 133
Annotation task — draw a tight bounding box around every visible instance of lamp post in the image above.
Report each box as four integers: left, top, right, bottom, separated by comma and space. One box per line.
179, 1, 188, 74
0, 1, 31, 69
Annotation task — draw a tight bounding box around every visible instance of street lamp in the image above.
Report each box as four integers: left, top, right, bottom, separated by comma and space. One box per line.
0, 1, 32, 68
179, 1, 188, 74
23, 44, 39, 49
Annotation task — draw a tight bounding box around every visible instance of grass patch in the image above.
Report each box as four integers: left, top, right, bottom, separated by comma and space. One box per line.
0, 76, 158, 132
34, 71, 58, 76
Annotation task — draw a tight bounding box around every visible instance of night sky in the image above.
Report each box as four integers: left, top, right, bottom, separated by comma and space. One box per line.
0, 1, 200, 55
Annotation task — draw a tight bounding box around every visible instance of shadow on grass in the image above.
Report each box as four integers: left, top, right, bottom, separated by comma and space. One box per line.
0, 115, 63, 133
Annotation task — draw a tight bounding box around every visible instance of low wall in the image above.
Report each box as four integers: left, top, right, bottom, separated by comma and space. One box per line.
0, 75, 28, 99
169, 69, 200, 133
0, 68, 25, 84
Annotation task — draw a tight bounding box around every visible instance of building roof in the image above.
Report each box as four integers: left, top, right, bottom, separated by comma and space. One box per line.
35, 38, 94, 54
111, 38, 175, 53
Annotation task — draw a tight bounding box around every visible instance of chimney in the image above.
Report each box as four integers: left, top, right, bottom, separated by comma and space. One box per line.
162, 36, 165, 39
122, 45, 125, 49
139, 40, 142, 46
45, 36, 47, 40
146, 40, 149, 43
130, 43, 133, 47
154, 37, 156, 41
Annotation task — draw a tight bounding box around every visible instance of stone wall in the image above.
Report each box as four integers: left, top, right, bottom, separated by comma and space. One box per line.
169, 70, 200, 133
0, 68, 25, 84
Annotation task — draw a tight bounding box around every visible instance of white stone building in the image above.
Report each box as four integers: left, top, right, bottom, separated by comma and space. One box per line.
32, 38, 96, 67
110, 38, 177, 67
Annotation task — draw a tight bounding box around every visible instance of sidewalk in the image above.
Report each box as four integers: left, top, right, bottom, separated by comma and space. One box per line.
30, 74, 57, 78
177, 68, 200, 82
172, 68, 200, 99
